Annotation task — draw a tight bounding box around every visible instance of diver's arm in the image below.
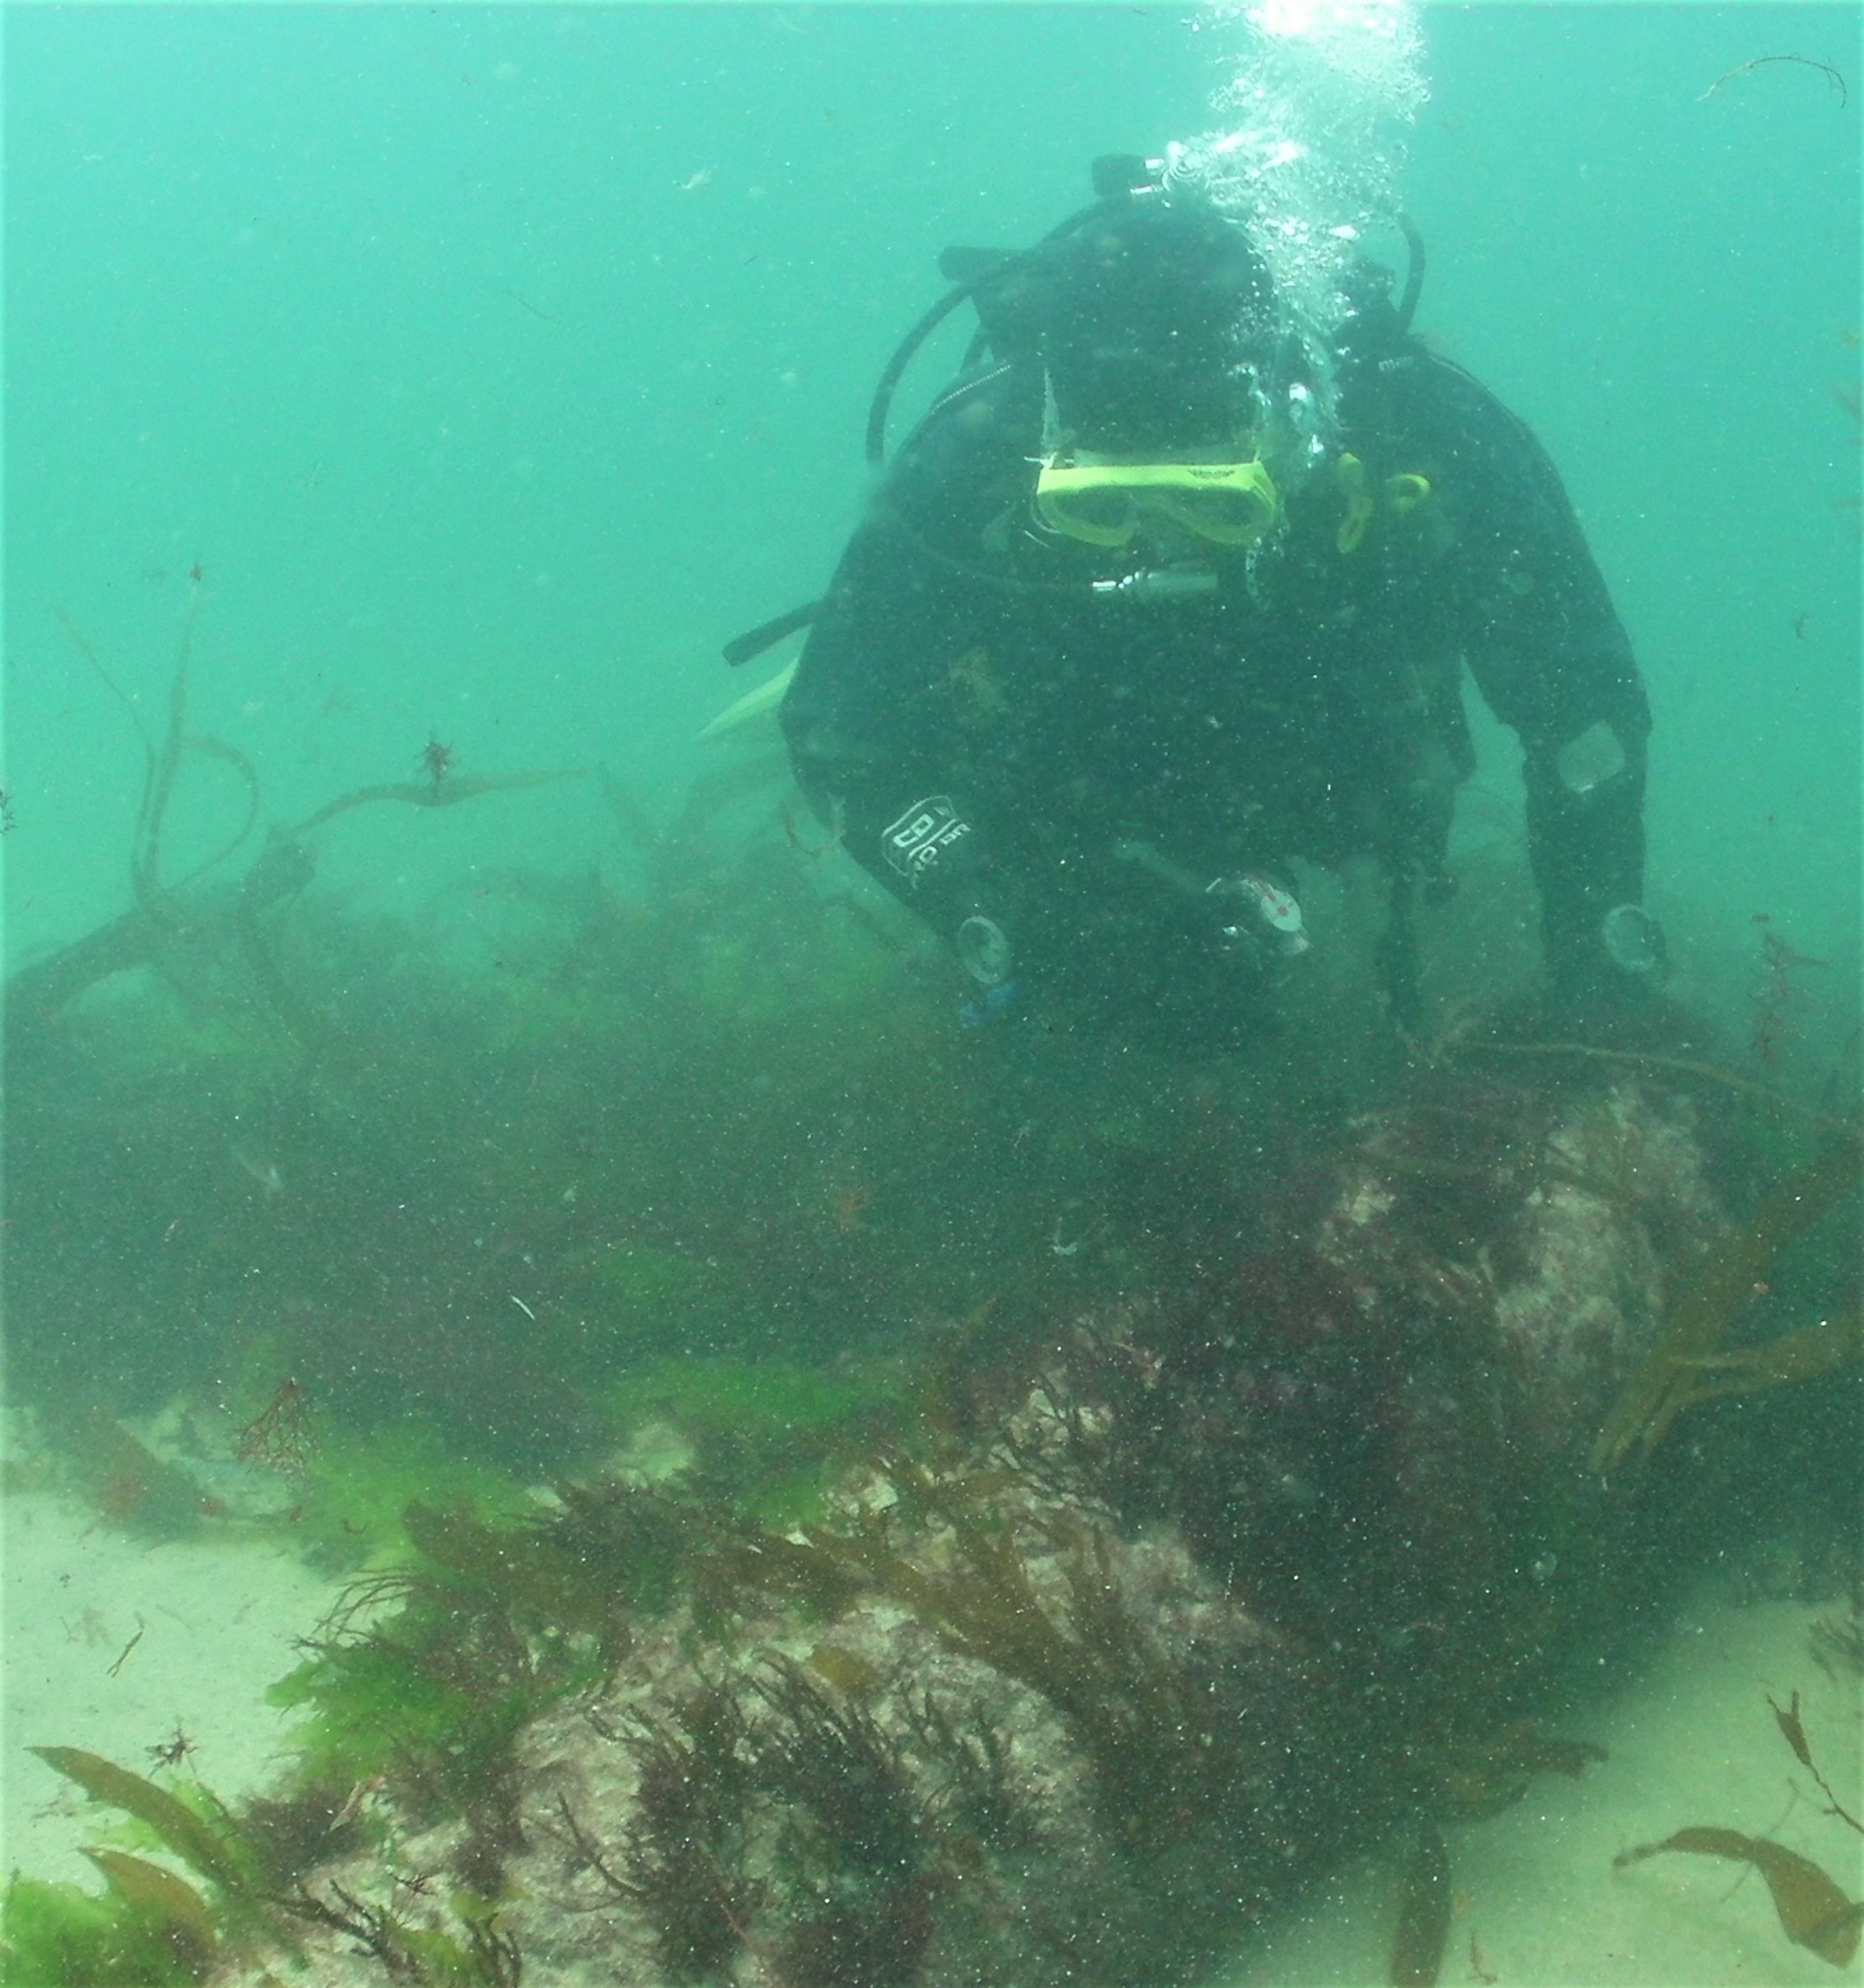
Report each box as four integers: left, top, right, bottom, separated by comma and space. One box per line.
779, 512, 1019, 968
1430, 359, 1658, 1001
1519, 716, 1652, 1003
779, 365, 1052, 982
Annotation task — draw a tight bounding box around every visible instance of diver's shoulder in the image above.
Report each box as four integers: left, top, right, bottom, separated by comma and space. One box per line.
890, 360, 1042, 484
853, 359, 1040, 571
1354, 340, 1554, 472
1349, 336, 1507, 419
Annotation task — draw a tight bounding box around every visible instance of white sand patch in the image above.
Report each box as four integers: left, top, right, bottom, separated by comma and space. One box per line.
1222, 1583, 1864, 1986
2, 1489, 339, 1883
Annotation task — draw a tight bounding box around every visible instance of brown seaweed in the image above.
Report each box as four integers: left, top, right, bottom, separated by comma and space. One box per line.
618, 1690, 759, 1982
1592, 1130, 1861, 1474
1432, 1722, 1607, 1822
287, 766, 582, 837
729, 1463, 1250, 1851
30, 1747, 250, 1895
237, 1781, 368, 1890
749, 1658, 935, 1988
1770, 1690, 1863, 1836
6, 757, 581, 1038
81, 1849, 219, 1971
898, 1686, 1030, 1851
1810, 1600, 1864, 1680
1387, 1819, 1452, 1986
1612, 1693, 1864, 1967
18, 600, 584, 1041
278, 1880, 523, 1983
1614, 1829, 1863, 1966
1466, 1038, 1857, 1138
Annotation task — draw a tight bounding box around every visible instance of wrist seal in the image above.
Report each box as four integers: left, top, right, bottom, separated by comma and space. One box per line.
1601, 903, 1665, 981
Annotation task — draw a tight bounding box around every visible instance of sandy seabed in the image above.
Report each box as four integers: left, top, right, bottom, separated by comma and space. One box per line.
2, 1485, 339, 1886
3, 1477, 1858, 1988
1222, 1593, 1863, 1988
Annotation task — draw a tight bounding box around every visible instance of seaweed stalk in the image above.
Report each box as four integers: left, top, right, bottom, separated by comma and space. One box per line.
130, 586, 200, 912
287, 767, 583, 838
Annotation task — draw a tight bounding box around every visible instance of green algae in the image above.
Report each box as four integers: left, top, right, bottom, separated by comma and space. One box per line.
603, 1350, 911, 1525
284, 1423, 536, 1572
8, 1750, 276, 1988
0, 1872, 207, 1988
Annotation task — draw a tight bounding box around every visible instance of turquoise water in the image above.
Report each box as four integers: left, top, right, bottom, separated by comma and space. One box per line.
7, 4, 1856, 984
2, 7, 1858, 1982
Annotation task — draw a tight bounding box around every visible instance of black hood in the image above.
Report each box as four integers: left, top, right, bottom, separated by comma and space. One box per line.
1029, 196, 1278, 454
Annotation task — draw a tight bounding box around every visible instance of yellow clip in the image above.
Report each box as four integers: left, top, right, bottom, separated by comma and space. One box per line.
1335, 453, 1373, 555
1384, 471, 1432, 515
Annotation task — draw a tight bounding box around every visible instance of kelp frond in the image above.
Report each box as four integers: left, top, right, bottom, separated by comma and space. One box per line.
1612, 1690, 1864, 1968
1461, 1038, 1858, 1140
287, 766, 583, 838
80, 1850, 219, 1974
54, 593, 263, 920
1614, 1831, 1862, 1967
1592, 1129, 1861, 1475
1386, 1819, 1451, 1988
21, 597, 581, 1043
29, 1749, 252, 1896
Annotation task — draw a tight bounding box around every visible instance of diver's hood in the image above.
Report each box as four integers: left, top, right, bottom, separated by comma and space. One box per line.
1024, 196, 1279, 454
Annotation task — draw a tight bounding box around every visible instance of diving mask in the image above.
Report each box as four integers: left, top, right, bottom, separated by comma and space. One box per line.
1034, 454, 1281, 549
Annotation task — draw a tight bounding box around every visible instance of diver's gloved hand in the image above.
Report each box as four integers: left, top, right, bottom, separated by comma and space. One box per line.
1548, 903, 1666, 1030
954, 911, 1016, 988
1204, 872, 1312, 967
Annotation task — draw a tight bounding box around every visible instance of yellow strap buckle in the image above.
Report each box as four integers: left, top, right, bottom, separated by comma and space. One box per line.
1335, 455, 1433, 554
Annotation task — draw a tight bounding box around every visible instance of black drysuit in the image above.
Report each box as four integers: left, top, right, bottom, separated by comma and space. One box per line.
781, 327, 1650, 1045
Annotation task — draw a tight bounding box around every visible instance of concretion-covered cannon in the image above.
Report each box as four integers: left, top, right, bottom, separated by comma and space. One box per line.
179, 1055, 1852, 1988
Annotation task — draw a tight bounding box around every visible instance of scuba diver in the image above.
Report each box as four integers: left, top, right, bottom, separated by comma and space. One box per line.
758, 154, 1662, 1049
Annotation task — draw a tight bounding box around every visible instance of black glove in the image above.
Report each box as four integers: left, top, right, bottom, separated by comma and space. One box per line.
1548, 902, 1666, 1025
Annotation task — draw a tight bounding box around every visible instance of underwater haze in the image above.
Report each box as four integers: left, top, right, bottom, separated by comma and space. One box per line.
5, 3, 1857, 984
3, 7, 1861, 1987
6, 2, 1250, 951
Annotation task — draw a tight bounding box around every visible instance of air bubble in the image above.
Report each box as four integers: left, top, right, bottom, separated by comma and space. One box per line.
1171, 0, 1429, 434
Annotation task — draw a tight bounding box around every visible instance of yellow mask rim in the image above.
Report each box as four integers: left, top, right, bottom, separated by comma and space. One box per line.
1034, 455, 1282, 549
